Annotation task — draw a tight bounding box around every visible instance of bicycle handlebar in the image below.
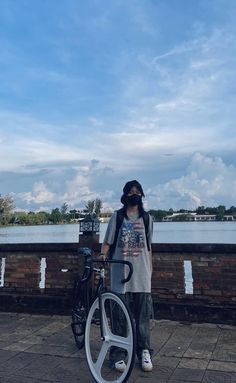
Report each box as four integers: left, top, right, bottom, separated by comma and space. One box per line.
78, 247, 133, 284
96, 259, 133, 284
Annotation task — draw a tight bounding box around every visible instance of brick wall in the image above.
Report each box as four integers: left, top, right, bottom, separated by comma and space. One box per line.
151, 244, 236, 305
1, 241, 236, 323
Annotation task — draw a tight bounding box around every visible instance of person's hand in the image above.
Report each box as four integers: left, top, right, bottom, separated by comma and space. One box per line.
98, 253, 107, 261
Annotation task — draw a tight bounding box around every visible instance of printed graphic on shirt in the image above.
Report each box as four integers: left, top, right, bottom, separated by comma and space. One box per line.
118, 220, 145, 257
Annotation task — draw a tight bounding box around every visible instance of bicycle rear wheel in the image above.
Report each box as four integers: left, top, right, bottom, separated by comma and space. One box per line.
85, 291, 135, 383
71, 278, 87, 349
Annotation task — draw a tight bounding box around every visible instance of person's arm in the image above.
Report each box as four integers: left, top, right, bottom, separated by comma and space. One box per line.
100, 242, 110, 260
149, 249, 153, 275
99, 212, 116, 260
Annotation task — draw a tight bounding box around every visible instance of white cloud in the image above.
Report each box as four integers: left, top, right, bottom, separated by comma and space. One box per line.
19, 182, 56, 205
61, 173, 97, 206
89, 117, 104, 127
60, 162, 117, 208
147, 153, 236, 210
0, 110, 93, 172
1, 2, 236, 212
14, 160, 115, 210
0, 135, 88, 171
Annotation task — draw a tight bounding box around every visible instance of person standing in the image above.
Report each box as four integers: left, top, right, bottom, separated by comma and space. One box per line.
101, 180, 153, 372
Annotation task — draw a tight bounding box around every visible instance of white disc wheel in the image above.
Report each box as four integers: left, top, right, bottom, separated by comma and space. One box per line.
85, 291, 135, 383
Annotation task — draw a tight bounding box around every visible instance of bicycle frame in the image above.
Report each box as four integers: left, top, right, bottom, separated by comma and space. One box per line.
77, 248, 133, 339
72, 248, 135, 383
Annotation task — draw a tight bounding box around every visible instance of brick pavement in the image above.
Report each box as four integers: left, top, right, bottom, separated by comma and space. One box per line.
0, 312, 236, 382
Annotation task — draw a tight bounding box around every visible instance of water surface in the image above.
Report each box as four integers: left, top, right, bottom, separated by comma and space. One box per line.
0, 222, 236, 244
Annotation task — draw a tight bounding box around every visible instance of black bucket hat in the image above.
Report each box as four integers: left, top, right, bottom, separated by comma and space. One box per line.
121, 180, 145, 204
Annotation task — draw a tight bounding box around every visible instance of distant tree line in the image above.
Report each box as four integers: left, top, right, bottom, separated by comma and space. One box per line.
0, 194, 103, 226
148, 205, 236, 221
1, 193, 236, 225
0, 194, 15, 225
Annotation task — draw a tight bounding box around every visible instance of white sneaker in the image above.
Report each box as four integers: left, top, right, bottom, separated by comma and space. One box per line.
141, 349, 153, 372
115, 360, 126, 372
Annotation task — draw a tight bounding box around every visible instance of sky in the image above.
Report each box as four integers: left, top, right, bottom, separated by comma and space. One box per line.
0, 0, 236, 213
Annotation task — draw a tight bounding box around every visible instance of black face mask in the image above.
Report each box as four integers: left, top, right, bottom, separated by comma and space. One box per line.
127, 194, 142, 206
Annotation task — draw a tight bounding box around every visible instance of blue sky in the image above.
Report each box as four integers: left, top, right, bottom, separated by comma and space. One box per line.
1, 0, 236, 212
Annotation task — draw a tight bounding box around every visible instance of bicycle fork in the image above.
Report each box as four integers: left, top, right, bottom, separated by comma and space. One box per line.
98, 267, 106, 341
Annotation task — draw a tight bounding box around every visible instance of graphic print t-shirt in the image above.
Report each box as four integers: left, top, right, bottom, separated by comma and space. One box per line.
104, 212, 152, 294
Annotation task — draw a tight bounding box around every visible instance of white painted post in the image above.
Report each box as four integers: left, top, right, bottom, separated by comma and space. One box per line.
0, 258, 6, 287
39, 257, 47, 289
184, 260, 193, 294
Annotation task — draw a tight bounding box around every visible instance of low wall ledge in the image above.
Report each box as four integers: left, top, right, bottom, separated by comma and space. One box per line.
0, 242, 236, 253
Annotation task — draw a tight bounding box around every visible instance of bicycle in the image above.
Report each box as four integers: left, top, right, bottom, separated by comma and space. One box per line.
71, 247, 135, 383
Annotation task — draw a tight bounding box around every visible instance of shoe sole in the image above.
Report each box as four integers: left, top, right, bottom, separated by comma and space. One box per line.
142, 367, 153, 372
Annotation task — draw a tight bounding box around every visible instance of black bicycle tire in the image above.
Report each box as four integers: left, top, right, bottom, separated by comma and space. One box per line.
85, 291, 135, 383
71, 277, 86, 349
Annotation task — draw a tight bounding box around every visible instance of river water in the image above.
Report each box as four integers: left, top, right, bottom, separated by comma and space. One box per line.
0, 222, 236, 244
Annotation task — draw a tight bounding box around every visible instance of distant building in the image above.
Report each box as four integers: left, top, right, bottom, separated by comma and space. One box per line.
162, 213, 235, 222
100, 211, 113, 223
